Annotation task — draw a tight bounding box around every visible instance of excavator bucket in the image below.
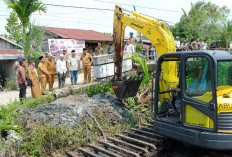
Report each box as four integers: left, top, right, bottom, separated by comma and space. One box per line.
112, 75, 143, 99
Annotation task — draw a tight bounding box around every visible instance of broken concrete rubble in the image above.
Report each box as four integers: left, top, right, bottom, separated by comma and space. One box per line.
17, 93, 130, 128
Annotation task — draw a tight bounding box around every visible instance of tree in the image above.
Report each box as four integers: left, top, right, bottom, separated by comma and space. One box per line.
221, 21, 232, 48
5, 0, 46, 63
2, 11, 22, 43
24, 23, 45, 53
103, 32, 112, 36
172, 1, 230, 43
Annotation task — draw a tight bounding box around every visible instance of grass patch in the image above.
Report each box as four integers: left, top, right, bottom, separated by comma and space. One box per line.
4, 78, 17, 91
0, 81, 152, 156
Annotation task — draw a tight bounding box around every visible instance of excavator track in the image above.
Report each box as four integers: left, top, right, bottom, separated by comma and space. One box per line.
65, 122, 232, 157
65, 123, 165, 157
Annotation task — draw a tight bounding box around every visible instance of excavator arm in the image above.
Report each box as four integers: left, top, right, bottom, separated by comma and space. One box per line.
113, 5, 177, 100
113, 5, 176, 80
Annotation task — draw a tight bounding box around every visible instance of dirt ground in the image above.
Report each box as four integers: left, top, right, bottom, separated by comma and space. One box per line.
0, 72, 84, 105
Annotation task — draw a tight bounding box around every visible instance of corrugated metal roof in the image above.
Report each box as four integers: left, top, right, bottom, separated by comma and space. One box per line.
0, 49, 24, 60
42, 26, 113, 41
0, 36, 23, 48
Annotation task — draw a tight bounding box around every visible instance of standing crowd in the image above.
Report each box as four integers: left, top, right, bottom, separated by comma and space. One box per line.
175, 36, 217, 51
16, 32, 139, 102
16, 48, 93, 102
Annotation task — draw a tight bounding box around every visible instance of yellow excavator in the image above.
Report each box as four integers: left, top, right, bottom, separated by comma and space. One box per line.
112, 5, 232, 150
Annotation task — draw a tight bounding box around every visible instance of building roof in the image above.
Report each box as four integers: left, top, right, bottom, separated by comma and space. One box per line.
0, 36, 23, 49
42, 26, 113, 41
0, 49, 24, 60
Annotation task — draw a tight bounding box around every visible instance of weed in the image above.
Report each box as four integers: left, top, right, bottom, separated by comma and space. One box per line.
4, 78, 17, 91
86, 81, 114, 97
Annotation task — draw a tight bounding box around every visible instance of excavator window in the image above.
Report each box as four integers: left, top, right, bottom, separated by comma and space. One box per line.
157, 58, 181, 123
218, 61, 232, 87
185, 57, 213, 103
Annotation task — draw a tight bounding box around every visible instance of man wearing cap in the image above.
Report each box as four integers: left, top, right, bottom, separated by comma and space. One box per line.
107, 42, 114, 54
129, 32, 137, 47
38, 56, 49, 95
94, 43, 104, 56
45, 54, 56, 91
175, 36, 181, 51
56, 54, 67, 88
80, 48, 93, 83
44, 52, 49, 60
124, 40, 135, 53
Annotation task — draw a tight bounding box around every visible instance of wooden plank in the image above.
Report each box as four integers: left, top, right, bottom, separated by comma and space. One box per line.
124, 132, 162, 144
66, 152, 78, 157
107, 137, 148, 154
79, 148, 100, 157
115, 134, 157, 150
89, 144, 122, 157
99, 140, 140, 157
130, 128, 163, 139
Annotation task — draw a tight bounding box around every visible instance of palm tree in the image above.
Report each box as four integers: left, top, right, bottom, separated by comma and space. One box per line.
222, 21, 232, 48
5, 0, 46, 62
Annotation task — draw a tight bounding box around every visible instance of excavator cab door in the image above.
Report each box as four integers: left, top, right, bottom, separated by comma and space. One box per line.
154, 53, 217, 132
154, 54, 182, 124
182, 54, 217, 131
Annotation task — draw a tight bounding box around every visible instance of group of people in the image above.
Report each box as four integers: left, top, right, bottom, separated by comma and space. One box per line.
175, 36, 217, 51
16, 48, 93, 102
86, 32, 137, 56
87, 42, 115, 56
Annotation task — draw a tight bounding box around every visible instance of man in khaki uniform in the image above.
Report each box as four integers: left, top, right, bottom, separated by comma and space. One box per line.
129, 32, 136, 47
38, 56, 49, 95
80, 48, 93, 83
94, 43, 104, 56
45, 54, 56, 91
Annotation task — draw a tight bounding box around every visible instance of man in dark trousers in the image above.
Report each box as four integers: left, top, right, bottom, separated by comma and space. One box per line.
56, 54, 67, 88
17, 60, 27, 102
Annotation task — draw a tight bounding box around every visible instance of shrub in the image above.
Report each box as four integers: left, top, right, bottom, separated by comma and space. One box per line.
86, 81, 114, 97
4, 78, 17, 91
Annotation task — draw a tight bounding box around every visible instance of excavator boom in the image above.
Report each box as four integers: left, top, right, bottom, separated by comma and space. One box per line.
113, 5, 177, 100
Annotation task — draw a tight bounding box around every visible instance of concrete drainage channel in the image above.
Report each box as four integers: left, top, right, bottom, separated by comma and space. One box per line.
65, 123, 165, 157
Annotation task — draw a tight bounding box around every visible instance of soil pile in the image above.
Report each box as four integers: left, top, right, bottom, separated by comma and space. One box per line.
18, 93, 130, 128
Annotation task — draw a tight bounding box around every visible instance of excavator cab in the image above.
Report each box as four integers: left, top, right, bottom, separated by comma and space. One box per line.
153, 51, 232, 150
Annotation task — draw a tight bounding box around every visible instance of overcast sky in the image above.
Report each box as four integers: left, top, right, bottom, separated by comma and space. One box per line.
0, 0, 232, 37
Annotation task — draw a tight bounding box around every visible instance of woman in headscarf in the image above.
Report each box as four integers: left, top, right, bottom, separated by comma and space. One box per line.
28, 60, 41, 98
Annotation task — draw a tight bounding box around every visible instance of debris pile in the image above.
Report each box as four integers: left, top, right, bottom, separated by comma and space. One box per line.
18, 93, 130, 128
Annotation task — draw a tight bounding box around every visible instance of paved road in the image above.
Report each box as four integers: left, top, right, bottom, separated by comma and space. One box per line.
0, 72, 84, 105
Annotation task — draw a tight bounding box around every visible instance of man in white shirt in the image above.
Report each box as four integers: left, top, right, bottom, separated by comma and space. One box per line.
56, 54, 67, 88
201, 39, 208, 50
175, 36, 181, 51
124, 40, 135, 53
68, 50, 80, 85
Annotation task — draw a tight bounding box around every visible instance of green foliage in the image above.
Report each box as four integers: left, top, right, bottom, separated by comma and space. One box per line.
4, 78, 17, 91
0, 94, 55, 133
21, 125, 87, 156
127, 53, 150, 86
103, 32, 112, 36
86, 82, 114, 97
2, 11, 22, 43
24, 24, 45, 53
28, 51, 43, 66
136, 43, 142, 54
221, 22, 232, 48
4, 0, 46, 63
4, 0, 46, 28
171, 1, 230, 43
124, 97, 140, 110
0, 99, 22, 133
22, 93, 55, 108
